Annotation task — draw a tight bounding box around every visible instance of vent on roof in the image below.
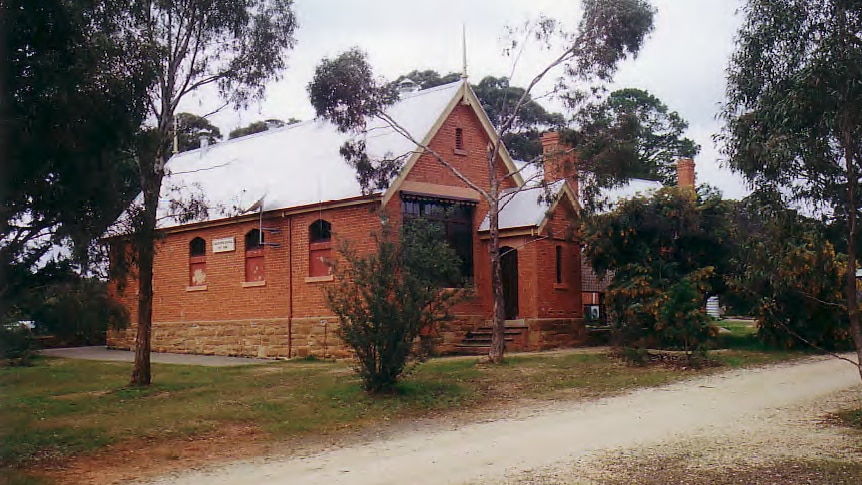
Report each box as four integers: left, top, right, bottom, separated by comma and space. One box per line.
199, 135, 210, 155
265, 119, 285, 130
398, 78, 420, 96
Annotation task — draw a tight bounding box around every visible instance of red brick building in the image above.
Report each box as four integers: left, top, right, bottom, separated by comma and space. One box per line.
108, 80, 587, 358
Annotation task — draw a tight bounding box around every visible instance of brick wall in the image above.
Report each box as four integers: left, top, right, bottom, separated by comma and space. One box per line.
385, 102, 519, 317
535, 195, 582, 320
109, 202, 380, 358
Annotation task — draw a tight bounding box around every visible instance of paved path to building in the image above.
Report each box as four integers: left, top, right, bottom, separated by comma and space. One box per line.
142, 354, 862, 485
40, 346, 270, 367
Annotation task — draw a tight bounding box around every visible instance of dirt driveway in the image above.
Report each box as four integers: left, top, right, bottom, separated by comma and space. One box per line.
139, 355, 862, 485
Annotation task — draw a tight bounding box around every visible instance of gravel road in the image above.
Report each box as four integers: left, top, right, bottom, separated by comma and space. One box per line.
141, 355, 861, 485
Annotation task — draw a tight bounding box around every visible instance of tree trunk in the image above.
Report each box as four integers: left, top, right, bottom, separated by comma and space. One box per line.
488, 205, 506, 363
130, 233, 154, 386
130, 152, 164, 387
844, 138, 862, 383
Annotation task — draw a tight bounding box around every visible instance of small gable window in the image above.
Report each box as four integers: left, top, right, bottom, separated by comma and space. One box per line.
555, 245, 563, 284
244, 229, 265, 282
309, 220, 332, 278
454, 127, 467, 155
189, 237, 206, 286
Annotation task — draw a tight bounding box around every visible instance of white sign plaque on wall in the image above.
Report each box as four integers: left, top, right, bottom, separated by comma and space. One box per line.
212, 237, 236, 253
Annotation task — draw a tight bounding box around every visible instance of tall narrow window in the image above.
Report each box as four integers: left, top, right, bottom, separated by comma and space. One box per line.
244, 229, 265, 282
189, 237, 207, 286
455, 127, 464, 150
309, 220, 332, 277
555, 245, 563, 284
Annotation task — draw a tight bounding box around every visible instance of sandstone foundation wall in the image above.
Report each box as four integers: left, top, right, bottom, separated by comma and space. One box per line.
107, 315, 587, 358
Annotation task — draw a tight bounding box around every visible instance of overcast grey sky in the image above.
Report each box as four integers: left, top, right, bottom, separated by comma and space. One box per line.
191, 0, 750, 199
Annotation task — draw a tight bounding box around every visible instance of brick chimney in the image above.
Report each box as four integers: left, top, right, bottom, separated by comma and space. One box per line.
541, 131, 576, 183
676, 158, 695, 188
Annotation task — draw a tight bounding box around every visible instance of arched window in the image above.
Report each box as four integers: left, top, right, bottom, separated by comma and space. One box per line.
244, 229, 265, 282
309, 220, 332, 277
189, 237, 207, 286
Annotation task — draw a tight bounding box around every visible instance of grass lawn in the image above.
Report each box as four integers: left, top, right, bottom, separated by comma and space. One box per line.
714, 318, 764, 349
0, 347, 805, 483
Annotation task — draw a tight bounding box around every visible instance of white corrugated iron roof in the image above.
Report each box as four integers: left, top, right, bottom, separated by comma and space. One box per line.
478, 182, 565, 232
154, 81, 464, 228
481, 156, 663, 231
600, 178, 663, 203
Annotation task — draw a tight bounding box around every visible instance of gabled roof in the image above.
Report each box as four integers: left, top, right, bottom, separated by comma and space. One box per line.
155, 81, 469, 228
379, 80, 523, 206
478, 180, 577, 232
150, 79, 528, 229
480, 159, 664, 232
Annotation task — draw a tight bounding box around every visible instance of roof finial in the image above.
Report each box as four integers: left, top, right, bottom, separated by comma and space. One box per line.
461, 24, 468, 80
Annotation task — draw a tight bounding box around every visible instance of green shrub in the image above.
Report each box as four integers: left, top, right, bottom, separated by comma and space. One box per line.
727, 199, 851, 350
29, 278, 128, 346
586, 187, 729, 365
607, 270, 715, 365
326, 218, 466, 393
0, 325, 37, 366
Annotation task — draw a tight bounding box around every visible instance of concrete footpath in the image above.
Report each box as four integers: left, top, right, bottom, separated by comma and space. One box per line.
40, 346, 270, 367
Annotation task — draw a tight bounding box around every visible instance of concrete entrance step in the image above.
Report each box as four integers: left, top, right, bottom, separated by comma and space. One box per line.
455, 320, 529, 355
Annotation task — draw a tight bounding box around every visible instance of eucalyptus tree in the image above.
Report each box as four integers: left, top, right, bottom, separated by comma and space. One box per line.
575, 88, 700, 186
721, 0, 862, 380
309, 0, 656, 364
174, 113, 222, 153
1, 0, 149, 322
228, 118, 297, 139
118, 0, 298, 385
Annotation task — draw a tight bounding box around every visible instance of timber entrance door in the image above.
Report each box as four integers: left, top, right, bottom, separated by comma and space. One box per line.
501, 246, 519, 320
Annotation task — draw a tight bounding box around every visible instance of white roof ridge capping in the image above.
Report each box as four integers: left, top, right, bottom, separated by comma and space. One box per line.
149, 80, 481, 229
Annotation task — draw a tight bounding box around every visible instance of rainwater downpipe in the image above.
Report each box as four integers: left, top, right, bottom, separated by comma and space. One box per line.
287, 214, 293, 358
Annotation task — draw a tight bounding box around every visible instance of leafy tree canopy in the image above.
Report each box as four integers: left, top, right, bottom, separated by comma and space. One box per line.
309, 48, 398, 133
390, 70, 461, 91
727, 196, 849, 350
175, 113, 222, 152
573, 88, 700, 185
1, 0, 150, 321
584, 186, 730, 358
228, 118, 297, 139
720, 0, 862, 379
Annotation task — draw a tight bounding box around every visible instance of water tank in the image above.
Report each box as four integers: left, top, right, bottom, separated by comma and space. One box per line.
706, 296, 720, 319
